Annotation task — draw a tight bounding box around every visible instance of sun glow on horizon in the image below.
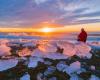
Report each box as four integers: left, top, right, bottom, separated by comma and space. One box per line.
0, 23, 100, 32
41, 27, 53, 33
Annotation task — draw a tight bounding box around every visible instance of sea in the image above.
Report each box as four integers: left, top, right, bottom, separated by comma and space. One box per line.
0, 32, 100, 42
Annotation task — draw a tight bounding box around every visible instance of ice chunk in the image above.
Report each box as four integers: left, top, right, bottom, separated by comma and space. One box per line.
65, 61, 81, 75
31, 41, 92, 59
18, 47, 32, 57
0, 44, 11, 56
75, 42, 92, 58
77, 68, 86, 74
86, 53, 92, 59
0, 59, 18, 71
70, 74, 80, 80
28, 57, 43, 68
31, 49, 46, 57
57, 41, 76, 57
44, 66, 56, 76
44, 53, 68, 60
32, 48, 68, 60
69, 61, 81, 72
56, 61, 68, 72
38, 44, 57, 53
44, 61, 52, 65
89, 75, 100, 80
57, 61, 81, 75
37, 73, 43, 80
90, 66, 95, 70
0, 39, 9, 45
20, 73, 30, 80
49, 77, 57, 80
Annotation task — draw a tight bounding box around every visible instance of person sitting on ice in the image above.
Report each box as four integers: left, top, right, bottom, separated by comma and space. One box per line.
77, 28, 87, 42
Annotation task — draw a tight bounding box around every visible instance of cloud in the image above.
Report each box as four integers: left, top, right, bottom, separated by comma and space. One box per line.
0, 20, 35, 27
75, 19, 100, 24
52, 0, 100, 26
0, 0, 100, 27
55, 0, 86, 12
34, 0, 49, 5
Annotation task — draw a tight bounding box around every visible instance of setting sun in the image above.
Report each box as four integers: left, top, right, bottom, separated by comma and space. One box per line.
41, 27, 52, 33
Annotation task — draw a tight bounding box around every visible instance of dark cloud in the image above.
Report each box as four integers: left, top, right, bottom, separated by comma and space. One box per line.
75, 19, 100, 24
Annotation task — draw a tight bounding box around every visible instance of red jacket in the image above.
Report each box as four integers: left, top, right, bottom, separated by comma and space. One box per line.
77, 31, 87, 42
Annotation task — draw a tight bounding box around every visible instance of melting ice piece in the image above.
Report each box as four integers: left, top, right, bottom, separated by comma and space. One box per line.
0, 44, 11, 56
31, 49, 46, 57
0, 59, 18, 71
28, 57, 43, 68
18, 47, 31, 57
70, 74, 80, 80
75, 42, 92, 58
57, 41, 76, 57
89, 75, 100, 80
65, 61, 81, 75
49, 77, 57, 80
44, 52, 68, 60
37, 73, 43, 80
32, 48, 68, 59
44, 66, 56, 76
20, 73, 30, 80
38, 44, 57, 53
56, 61, 68, 72
0, 39, 9, 45
90, 65, 95, 70
69, 61, 81, 72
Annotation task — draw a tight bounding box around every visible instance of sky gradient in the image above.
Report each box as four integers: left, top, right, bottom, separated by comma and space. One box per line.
0, 0, 100, 32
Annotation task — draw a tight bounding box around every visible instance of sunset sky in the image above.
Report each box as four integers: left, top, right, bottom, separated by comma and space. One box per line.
0, 0, 100, 32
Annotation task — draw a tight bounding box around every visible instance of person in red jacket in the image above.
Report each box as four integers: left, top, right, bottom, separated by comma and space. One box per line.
77, 28, 87, 42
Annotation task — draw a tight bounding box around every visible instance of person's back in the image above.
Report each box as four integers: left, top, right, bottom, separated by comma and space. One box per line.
77, 28, 87, 42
